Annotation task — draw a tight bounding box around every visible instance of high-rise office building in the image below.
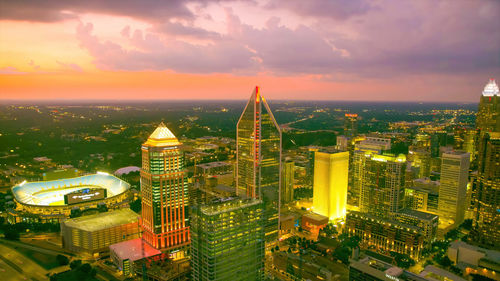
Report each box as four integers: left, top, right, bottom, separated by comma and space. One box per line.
344, 113, 358, 137
359, 154, 406, 218
281, 159, 294, 204
191, 198, 265, 281
471, 80, 499, 249
312, 151, 349, 220
454, 127, 477, 163
476, 79, 500, 135
236, 86, 281, 242
472, 132, 500, 248
351, 137, 391, 206
408, 148, 431, 179
141, 123, 189, 253
438, 151, 470, 225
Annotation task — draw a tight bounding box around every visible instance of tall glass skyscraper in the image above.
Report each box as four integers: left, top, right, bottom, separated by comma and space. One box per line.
191, 198, 265, 281
141, 123, 189, 253
472, 79, 500, 249
236, 86, 281, 242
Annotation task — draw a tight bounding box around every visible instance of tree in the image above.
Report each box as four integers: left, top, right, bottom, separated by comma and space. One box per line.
460, 219, 473, 231
439, 256, 452, 268
56, 254, 69, 266
4, 228, 20, 240
130, 198, 141, 213
70, 259, 82, 270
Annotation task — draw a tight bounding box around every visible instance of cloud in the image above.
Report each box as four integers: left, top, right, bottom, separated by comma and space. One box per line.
0, 67, 26, 75
76, 22, 257, 73
56, 61, 84, 72
0, 0, 193, 22
265, 0, 374, 20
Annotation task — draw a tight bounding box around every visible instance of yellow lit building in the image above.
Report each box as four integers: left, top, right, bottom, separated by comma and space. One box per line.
312, 151, 349, 221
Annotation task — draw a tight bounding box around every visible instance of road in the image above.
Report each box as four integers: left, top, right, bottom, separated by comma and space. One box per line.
0, 243, 48, 281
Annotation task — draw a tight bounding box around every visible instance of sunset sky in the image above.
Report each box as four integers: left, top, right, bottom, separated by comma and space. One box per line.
0, 0, 499, 102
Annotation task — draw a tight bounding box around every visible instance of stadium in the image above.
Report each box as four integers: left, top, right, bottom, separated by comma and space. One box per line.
9, 173, 133, 223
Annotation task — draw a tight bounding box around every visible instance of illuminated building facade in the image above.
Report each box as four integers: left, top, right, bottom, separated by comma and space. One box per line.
281, 159, 294, 204
472, 132, 500, 248
359, 154, 406, 218
344, 113, 358, 137
312, 151, 349, 220
141, 123, 189, 252
470, 80, 500, 249
476, 79, 500, 135
191, 198, 264, 281
236, 86, 281, 242
61, 209, 140, 256
346, 211, 425, 260
438, 151, 470, 225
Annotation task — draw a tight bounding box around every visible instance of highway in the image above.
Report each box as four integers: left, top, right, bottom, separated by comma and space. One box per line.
0, 243, 48, 281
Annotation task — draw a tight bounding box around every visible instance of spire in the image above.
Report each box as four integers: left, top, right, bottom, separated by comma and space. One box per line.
482, 79, 499, 97
144, 122, 180, 147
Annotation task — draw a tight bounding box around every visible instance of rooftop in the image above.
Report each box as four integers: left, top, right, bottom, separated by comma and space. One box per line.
110, 238, 161, 262
399, 208, 439, 221
143, 122, 181, 147
482, 79, 499, 97
62, 209, 139, 232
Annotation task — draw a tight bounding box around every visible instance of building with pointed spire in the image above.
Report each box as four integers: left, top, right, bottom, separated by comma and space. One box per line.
471, 79, 500, 249
236, 86, 281, 242
140, 123, 189, 256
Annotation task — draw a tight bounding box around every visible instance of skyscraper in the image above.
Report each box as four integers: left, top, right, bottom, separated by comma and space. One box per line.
141, 123, 189, 253
236, 86, 281, 242
281, 159, 294, 204
472, 132, 500, 248
191, 198, 265, 281
470, 79, 499, 249
476, 79, 500, 135
438, 151, 470, 225
344, 113, 358, 138
359, 154, 406, 218
312, 151, 349, 220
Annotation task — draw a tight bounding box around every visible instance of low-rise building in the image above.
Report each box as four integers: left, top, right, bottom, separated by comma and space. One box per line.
61, 209, 140, 257
393, 209, 438, 243
448, 240, 500, 281
346, 211, 425, 260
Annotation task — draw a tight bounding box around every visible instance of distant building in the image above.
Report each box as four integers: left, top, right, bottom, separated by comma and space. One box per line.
236, 86, 281, 242
312, 151, 349, 220
346, 211, 424, 260
344, 113, 358, 138
408, 148, 431, 179
438, 151, 470, 225
281, 159, 295, 204
61, 209, 140, 257
191, 198, 265, 281
359, 154, 406, 218
140, 122, 189, 255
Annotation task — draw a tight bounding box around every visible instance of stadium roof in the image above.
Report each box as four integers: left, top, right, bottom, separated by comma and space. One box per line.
62, 209, 139, 232
11, 173, 130, 206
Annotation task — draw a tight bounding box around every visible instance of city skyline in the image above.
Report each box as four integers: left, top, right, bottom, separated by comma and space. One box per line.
1, 0, 499, 102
